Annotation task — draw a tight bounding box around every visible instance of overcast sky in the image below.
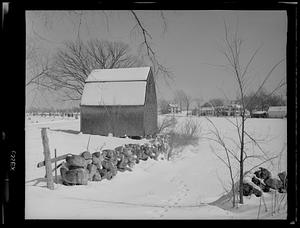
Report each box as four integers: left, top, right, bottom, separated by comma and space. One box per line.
26, 10, 287, 109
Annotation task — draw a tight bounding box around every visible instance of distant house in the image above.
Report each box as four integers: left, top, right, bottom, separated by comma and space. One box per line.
199, 107, 215, 116
168, 104, 180, 114
251, 110, 268, 118
80, 67, 157, 137
268, 106, 287, 118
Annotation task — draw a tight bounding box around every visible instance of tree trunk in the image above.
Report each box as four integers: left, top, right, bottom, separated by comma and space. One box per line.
239, 114, 245, 204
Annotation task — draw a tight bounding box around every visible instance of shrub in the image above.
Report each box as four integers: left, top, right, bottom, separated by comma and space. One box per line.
166, 117, 202, 159
157, 116, 177, 134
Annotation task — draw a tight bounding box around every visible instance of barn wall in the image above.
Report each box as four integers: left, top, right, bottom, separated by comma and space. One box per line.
144, 71, 158, 136
80, 105, 145, 137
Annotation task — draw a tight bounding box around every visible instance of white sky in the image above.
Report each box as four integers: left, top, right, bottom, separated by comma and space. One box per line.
26, 10, 287, 109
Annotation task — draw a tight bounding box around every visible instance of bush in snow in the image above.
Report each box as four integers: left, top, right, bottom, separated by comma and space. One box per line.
157, 116, 177, 134
166, 118, 201, 159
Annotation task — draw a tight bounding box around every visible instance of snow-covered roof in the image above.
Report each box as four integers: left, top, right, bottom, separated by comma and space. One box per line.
252, 110, 267, 114
86, 67, 150, 82
81, 67, 151, 106
268, 106, 287, 112
81, 81, 147, 106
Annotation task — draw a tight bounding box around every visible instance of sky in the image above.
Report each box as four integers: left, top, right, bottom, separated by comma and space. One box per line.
26, 10, 287, 110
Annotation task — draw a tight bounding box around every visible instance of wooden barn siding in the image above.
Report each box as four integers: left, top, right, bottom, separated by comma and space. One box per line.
80, 105, 145, 137
144, 71, 158, 136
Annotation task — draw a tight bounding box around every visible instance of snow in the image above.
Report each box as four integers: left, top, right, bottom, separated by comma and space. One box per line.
80, 81, 147, 106
86, 67, 150, 82
25, 115, 287, 219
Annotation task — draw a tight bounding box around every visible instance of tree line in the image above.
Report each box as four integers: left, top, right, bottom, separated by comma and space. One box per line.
26, 106, 80, 114
158, 88, 286, 115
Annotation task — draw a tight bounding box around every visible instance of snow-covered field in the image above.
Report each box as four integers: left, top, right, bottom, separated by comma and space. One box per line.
25, 115, 287, 219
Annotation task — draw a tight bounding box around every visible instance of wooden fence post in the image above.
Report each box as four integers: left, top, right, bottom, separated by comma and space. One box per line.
41, 128, 54, 190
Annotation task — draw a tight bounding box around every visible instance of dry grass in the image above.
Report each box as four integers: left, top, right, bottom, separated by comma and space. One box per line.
166, 118, 202, 159
157, 116, 177, 134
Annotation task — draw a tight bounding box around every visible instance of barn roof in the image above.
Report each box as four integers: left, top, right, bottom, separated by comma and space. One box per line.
81, 67, 151, 106
86, 67, 150, 82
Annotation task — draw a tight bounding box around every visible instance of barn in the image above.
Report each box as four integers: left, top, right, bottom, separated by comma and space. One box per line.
268, 106, 287, 118
80, 67, 157, 137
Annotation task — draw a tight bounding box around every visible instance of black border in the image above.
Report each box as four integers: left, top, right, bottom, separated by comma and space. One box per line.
1, 0, 298, 225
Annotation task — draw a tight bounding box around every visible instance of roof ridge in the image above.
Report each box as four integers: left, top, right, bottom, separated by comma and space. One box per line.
86, 67, 151, 83
92, 66, 150, 72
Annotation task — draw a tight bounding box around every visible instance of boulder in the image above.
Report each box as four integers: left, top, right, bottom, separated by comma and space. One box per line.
87, 163, 98, 180
252, 187, 263, 197
93, 171, 102, 181
242, 183, 254, 196
254, 167, 271, 180
278, 171, 287, 192
81, 151, 92, 160
61, 167, 89, 185
98, 168, 108, 178
92, 152, 104, 167
66, 155, 87, 169
102, 149, 116, 160
252, 176, 270, 192
264, 177, 283, 190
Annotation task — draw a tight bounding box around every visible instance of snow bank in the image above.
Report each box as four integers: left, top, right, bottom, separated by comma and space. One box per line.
25, 116, 287, 219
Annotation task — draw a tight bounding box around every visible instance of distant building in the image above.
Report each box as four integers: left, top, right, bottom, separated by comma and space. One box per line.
268, 106, 287, 118
80, 67, 157, 137
251, 110, 268, 118
199, 107, 215, 116
168, 104, 180, 114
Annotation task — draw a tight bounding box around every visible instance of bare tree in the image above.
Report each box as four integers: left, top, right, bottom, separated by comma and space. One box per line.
207, 20, 286, 205
26, 38, 51, 87
33, 39, 144, 101
158, 98, 170, 114
204, 117, 237, 208
174, 90, 193, 116
27, 11, 172, 85
240, 87, 286, 113
209, 98, 224, 107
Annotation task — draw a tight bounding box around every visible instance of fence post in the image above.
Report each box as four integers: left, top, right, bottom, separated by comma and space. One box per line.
41, 128, 54, 190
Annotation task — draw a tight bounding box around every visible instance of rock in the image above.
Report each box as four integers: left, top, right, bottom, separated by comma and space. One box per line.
115, 146, 124, 153
92, 152, 104, 166
93, 171, 102, 181
87, 163, 97, 180
254, 167, 271, 180
252, 187, 263, 197
60, 162, 68, 178
252, 176, 270, 192
98, 168, 108, 178
102, 149, 116, 160
278, 171, 287, 192
81, 151, 92, 160
117, 155, 127, 170
264, 177, 283, 190
243, 183, 253, 196
66, 155, 87, 169
61, 167, 89, 185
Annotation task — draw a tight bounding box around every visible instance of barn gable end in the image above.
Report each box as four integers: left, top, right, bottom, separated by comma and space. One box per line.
80, 67, 157, 137
144, 70, 157, 136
